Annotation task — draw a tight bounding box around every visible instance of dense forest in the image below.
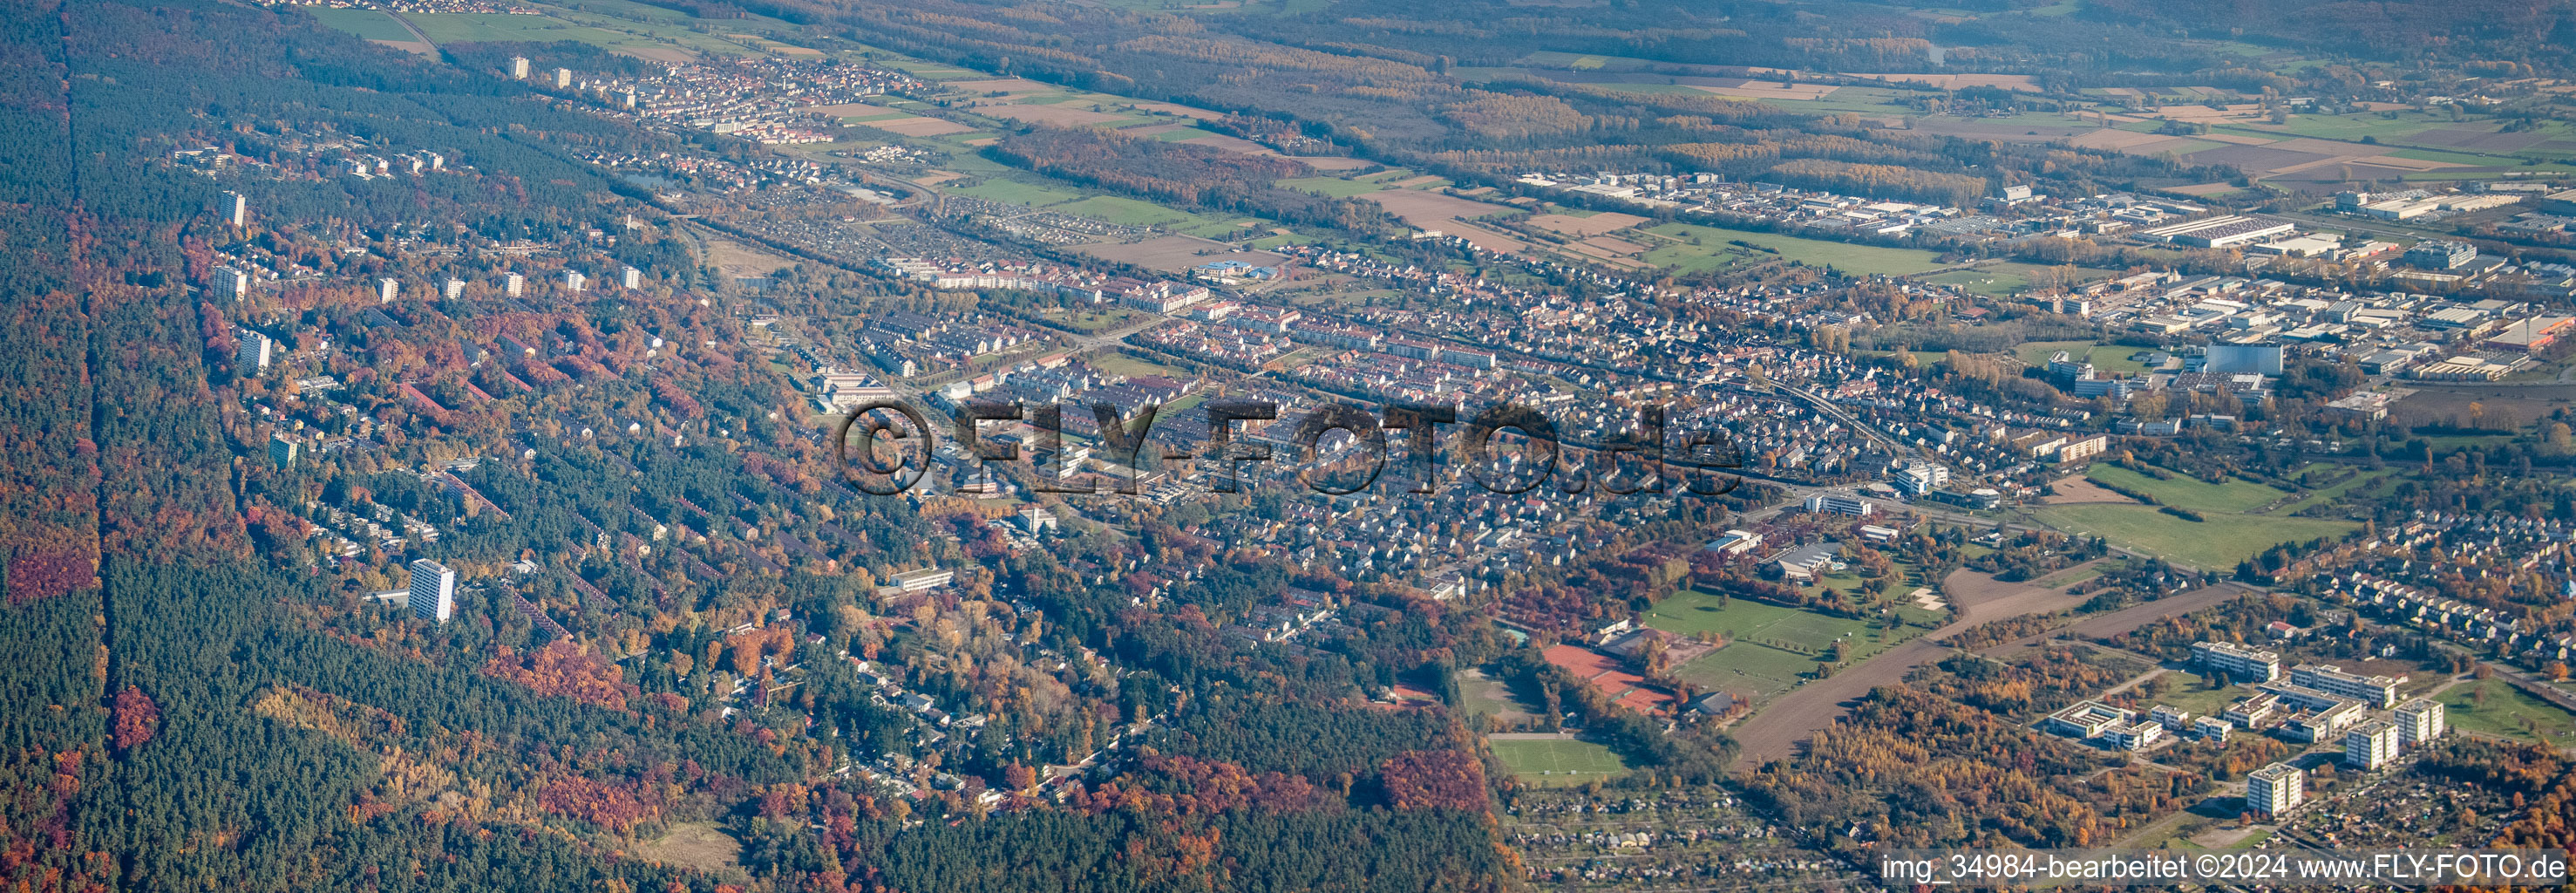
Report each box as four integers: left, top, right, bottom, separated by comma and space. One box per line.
0, 3, 1540, 890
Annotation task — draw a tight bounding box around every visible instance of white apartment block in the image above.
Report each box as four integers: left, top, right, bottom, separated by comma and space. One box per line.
2345, 719, 2400, 770
237, 329, 273, 371
217, 266, 251, 301
408, 558, 456, 624
2291, 663, 2403, 709
2395, 698, 2447, 747
2246, 763, 2303, 816
2193, 640, 2282, 683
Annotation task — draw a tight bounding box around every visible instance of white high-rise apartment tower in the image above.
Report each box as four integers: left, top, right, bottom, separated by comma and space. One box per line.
408, 558, 456, 624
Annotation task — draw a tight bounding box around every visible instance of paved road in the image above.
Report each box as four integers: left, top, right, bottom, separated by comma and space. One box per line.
381, 10, 439, 51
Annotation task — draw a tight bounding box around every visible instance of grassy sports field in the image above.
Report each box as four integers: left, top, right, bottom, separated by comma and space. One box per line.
1489, 738, 1635, 787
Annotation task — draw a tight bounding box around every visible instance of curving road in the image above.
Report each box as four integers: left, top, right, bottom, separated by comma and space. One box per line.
1725, 574, 2253, 769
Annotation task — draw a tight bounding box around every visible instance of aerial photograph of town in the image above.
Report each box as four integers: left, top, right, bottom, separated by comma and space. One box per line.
16, 0, 2576, 890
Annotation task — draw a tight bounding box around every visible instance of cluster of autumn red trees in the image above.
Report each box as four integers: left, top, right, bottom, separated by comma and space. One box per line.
112, 685, 160, 751
1376, 749, 1490, 812
538, 774, 658, 835
480, 641, 640, 709
1072, 754, 1326, 816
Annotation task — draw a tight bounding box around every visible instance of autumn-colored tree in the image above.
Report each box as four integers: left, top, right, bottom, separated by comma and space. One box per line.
112, 685, 160, 751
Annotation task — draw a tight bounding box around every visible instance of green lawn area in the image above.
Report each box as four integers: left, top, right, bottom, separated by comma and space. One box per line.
2029, 561, 2108, 589
1924, 268, 2036, 297
1646, 590, 1903, 699
1637, 222, 1947, 276
1670, 642, 1816, 699
2084, 465, 2287, 515
2441, 678, 2576, 745
2274, 466, 2396, 515
2014, 340, 2154, 375
305, 6, 417, 41
1157, 392, 1207, 421
1925, 263, 2120, 297
2034, 504, 2355, 569
951, 178, 1085, 207
1172, 218, 1261, 239
2139, 670, 2250, 718
1048, 195, 1200, 228
1640, 591, 1866, 651
2238, 114, 2440, 143
1489, 738, 1636, 787
1088, 352, 1187, 378
1036, 305, 1152, 335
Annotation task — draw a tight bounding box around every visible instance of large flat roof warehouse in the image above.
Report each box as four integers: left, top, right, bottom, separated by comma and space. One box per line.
2140, 215, 2298, 249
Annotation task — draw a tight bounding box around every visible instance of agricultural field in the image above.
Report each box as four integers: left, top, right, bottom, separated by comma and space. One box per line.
304, 6, 417, 42
1487, 738, 1636, 787
404, 10, 761, 57
1635, 222, 1947, 276
1276, 175, 1388, 198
